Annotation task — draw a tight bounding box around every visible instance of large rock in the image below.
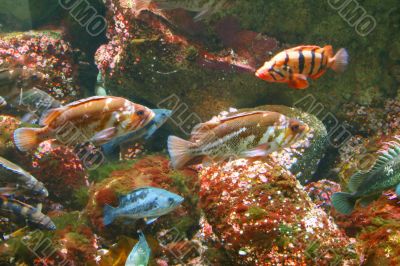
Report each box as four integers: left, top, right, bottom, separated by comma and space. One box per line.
199, 158, 357, 265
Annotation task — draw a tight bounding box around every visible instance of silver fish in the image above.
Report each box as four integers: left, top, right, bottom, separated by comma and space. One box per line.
103, 186, 184, 226
0, 196, 56, 230
125, 232, 151, 266
0, 156, 48, 197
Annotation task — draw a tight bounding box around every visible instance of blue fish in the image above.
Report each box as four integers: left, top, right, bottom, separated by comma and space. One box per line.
101, 109, 172, 158
125, 232, 151, 266
103, 186, 184, 226
332, 138, 400, 214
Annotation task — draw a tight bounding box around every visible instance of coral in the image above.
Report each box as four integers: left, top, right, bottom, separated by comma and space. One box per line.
85, 154, 200, 237
24, 141, 89, 204
304, 179, 341, 213
199, 158, 357, 265
0, 31, 82, 103
333, 195, 400, 265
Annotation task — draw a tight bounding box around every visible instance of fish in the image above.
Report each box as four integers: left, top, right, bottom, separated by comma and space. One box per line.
133, 0, 229, 21
0, 195, 56, 230
103, 186, 184, 226
167, 111, 309, 169
13, 96, 155, 152
255, 45, 349, 89
332, 137, 400, 215
125, 232, 151, 266
0, 96, 6, 109
0, 156, 48, 197
0, 67, 45, 98
8, 87, 61, 116
102, 109, 172, 158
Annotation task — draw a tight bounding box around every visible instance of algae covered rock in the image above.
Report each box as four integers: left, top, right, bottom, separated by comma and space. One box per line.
199, 158, 357, 265
85, 155, 200, 238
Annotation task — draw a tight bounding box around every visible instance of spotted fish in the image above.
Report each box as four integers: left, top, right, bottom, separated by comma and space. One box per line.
332, 137, 400, 215
13, 96, 155, 152
256, 45, 349, 89
125, 232, 151, 266
103, 186, 184, 226
167, 111, 309, 169
0, 195, 56, 230
0, 156, 48, 197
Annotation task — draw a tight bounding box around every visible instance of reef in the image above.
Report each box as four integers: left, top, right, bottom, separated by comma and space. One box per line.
199, 158, 357, 265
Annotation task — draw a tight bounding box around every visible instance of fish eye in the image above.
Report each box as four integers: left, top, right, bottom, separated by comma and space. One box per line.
290, 123, 300, 132
136, 110, 145, 116
168, 197, 174, 204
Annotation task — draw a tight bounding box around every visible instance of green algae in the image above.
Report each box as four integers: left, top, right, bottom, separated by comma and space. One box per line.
247, 206, 267, 220
88, 160, 135, 183
72, 187, 90, 209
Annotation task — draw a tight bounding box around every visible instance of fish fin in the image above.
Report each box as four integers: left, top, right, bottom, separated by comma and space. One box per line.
331, 192, 357, 215
103, 204, 116, 226
348, 172, 367, 192
288, 74, 309, 89
90, 127, 117, 145
145, 217, 158, 225
39, 107, 63, 126
64, 96, 110, 107
167, 136, 194, 169
13, 127, 44, 152
395, 183, 400, 197
132, 0, 153, 13
359, 194, 381, 207
194, 7, 212, 21
286, 45, 321, 52
241, 143, 271, 158
330, 48, 349, 73
309, 69, 326, 80
322, 45, 334, 57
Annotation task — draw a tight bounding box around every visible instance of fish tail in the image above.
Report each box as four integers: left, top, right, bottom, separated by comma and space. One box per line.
133, 0, 152, 11
13, 127, 44, 152
331, 192, 357, 215
167, 136, 194, 169
103, 204, 115, 226
330, 48, 349, 73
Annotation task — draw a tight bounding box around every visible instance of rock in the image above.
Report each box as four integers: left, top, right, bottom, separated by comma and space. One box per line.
84, 155, 201, 238
199, 158, 357, 265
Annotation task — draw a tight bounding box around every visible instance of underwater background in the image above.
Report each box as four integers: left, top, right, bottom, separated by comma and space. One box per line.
0, 0, 400, 265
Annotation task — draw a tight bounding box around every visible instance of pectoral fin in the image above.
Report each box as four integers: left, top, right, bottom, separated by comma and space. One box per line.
241, 143, 270, 158
288, 74, 309, 89
90, 127, 117, 144
145, 217, 158, 225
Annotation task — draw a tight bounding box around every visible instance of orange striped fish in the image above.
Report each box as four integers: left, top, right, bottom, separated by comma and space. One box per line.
255, 45, 349, 89
14, 96, 155, 152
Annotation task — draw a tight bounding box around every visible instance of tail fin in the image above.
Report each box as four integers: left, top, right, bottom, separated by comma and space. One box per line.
331, 192, 357, 215
13, 128, 43, 152
103, 204, 115, 226
133, 0, 152, 12
167, 136, 193, 169
331, 48, 349, 72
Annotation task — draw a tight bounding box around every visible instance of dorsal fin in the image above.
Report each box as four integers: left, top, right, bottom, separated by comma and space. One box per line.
64, 96, 111, 107
348, 172, 367, 192
39, 107, 64, 126
218, 111, 268, 122
286, 45, 321, 52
